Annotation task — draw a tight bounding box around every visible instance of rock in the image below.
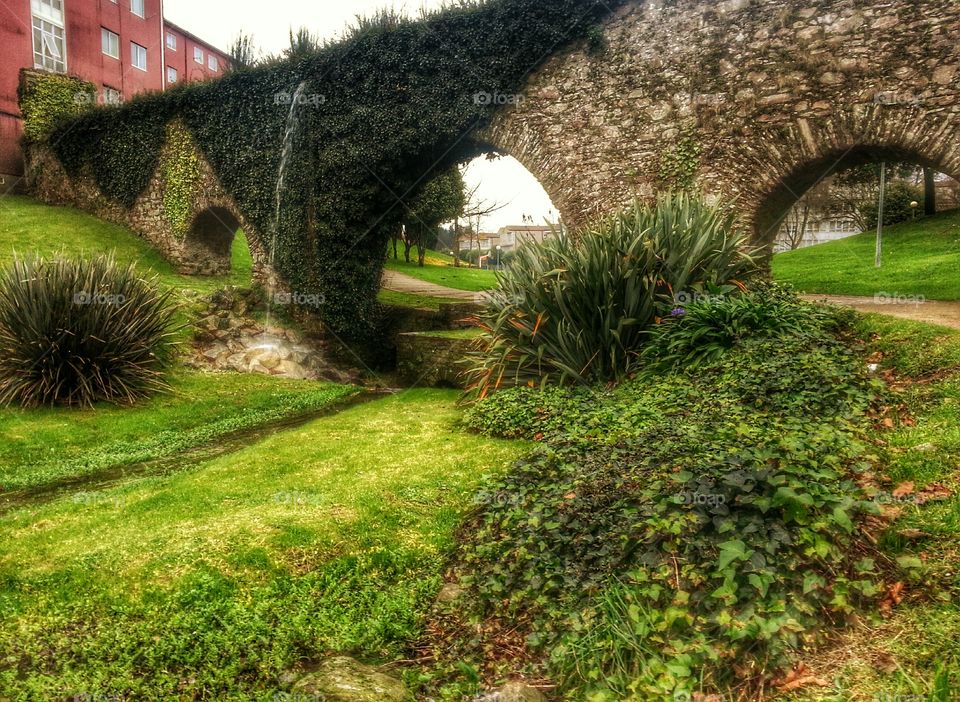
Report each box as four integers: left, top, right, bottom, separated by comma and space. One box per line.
291, 657, 413, 702
477, 681, 547, 702
436, 582, 465, 604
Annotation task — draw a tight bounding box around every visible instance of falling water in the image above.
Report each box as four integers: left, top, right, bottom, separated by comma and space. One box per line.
259, 80, 309, 349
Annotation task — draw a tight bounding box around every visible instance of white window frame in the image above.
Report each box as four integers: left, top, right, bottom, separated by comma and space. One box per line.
131, 42, 147, 71
101, 28, 120, 59
130, 0, 145, 18
165, 32, 177, 50
167, 66, 178, 84
193, 46, 203, 64
207, 54, 218, 71
31, 0, 66, 73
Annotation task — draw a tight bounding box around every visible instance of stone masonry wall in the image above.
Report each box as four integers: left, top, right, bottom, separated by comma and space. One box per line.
25, 121, 274, 281
486, 0, 960, 242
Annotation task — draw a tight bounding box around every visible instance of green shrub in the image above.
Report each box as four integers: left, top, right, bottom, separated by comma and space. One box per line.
467, 194, 760, 396
0, 256, 179, 407
459, 328, 885, 698
860, 181, 924, 227
641, 283, 856, 372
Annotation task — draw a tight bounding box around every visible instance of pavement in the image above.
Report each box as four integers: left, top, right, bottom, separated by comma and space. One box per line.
802, 294, 960, 330
381, 269, 485, 302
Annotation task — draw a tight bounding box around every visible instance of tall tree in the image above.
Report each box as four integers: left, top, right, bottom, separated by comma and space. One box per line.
924, 167, 937, 216
403, 169, 468, 267
227, 32, 258, 71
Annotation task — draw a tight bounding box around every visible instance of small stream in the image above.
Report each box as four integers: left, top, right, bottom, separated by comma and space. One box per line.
0, 390, 388, 516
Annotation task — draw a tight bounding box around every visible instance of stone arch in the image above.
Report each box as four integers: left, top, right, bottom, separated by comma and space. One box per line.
732, 109, 960, 248
182, 206, 242, 276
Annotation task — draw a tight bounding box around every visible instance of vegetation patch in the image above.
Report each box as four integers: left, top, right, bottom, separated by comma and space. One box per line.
160, 122, 204, 238
435, 289, 913, 699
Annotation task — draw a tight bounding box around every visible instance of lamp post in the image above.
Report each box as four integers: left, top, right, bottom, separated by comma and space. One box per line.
875, 162, 886, 268
910, 201, 919, 221
496, 245, 502, 271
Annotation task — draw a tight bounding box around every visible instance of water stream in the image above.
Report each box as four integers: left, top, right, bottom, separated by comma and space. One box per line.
0, 391, 387, 516
262, 80, 310, 345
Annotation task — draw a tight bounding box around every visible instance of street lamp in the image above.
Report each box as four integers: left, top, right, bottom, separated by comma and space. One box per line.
496, 245, 502, 271
910, 201, 919, 220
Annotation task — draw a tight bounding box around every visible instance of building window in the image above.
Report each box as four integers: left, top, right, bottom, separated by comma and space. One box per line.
103, 87, 122, 105
167, 66, 178, 84
207, 54, 218, 71
130, 0, 145, 18
101, 28, 120, 59
31, 0, 66, 73
193, 46, 203, 64
131, 42, 147, 71
166, 32, 177, 50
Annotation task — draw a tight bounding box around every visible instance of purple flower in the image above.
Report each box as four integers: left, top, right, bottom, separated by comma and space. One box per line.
671, 308, 686, 317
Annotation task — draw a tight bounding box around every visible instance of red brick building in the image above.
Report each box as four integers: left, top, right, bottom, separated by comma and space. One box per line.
0, 0, 230, 190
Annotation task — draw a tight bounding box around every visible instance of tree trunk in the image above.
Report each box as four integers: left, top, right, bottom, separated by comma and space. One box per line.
453, 218, 461, 267
404, 239, 413, 263
417, 225, 427, 267
924, 168, 937, 216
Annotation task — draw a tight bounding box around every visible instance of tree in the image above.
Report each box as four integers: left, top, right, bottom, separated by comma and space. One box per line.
453, 174, 507, 267
286, 28, 324, 60
860, 181, 924, 227
403, 169, 468, 266
227, 32, 258, 71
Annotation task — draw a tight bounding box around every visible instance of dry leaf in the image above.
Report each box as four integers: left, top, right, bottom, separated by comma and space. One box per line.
915, 483, 952, 505
882, 418, 895, 428
892, 482, 915, 498
879, 581, 905, 617
774, 663, 829, 691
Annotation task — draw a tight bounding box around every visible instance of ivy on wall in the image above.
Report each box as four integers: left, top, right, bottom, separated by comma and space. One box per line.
658, 128, 703, 192
17, 70, 96, 143
160, 123, 203, 238
37, 0, 626, 342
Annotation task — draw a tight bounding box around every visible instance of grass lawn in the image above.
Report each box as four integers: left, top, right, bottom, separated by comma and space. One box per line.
385, 249, 498, 292
772, 209, 960, 300
0, 389, 527, 699
0, 195, 253, 295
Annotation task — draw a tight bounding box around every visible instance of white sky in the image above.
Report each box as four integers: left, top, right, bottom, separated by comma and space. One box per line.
162, 0, 556, 231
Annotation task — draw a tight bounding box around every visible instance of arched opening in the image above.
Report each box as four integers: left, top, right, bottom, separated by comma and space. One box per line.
753, 146, 960, 247
183, 207, 243, 276
451, 153, 563, 270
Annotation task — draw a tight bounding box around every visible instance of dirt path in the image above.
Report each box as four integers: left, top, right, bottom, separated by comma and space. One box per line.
803, 294, 960, 330
381, 269, 483, 302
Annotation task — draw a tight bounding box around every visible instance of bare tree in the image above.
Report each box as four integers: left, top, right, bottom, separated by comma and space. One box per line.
452, 180, 506, 267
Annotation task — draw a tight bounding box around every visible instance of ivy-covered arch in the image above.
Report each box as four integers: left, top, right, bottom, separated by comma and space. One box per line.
38, 0, 623, 342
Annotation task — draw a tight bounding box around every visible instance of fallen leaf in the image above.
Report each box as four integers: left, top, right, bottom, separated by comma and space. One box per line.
879, 581, 905, 617
892, 482, 915, 498
882, 418, 895, 428
915, 483, 952, 505
774, 663, 829, 691
873, 650, 898, 674
563, 492, 576, 500
898, 528, 927, 540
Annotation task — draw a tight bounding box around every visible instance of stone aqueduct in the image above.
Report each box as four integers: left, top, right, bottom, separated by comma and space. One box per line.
26, 0, 960, 283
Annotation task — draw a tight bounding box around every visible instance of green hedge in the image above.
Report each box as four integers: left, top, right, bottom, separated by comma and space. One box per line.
40, 0, 623, 342
18, 70, 95, 142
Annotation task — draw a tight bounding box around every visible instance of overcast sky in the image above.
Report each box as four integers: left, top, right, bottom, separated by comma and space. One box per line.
163, 0, 556, 231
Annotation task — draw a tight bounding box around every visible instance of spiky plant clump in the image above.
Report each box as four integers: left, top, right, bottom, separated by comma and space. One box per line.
467, 194, 762, 396
0, 255, 179, 408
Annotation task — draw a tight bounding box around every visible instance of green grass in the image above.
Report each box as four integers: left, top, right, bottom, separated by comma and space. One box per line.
385, 249, 497, 292
785, 314, 960, 701
0, 195, 252, 295
0, 389, 527, 699
0, 372, 357, 492
773, 209, 960, 301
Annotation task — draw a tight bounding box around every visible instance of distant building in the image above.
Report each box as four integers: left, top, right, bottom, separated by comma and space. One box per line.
1, 0, 230, 189
774, 215, 859, 252
458, 223, 559, 253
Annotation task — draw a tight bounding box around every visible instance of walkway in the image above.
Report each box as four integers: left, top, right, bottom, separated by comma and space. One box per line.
803, 294, 960, 330
381, 269, 484, 302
